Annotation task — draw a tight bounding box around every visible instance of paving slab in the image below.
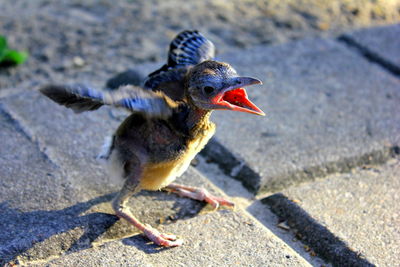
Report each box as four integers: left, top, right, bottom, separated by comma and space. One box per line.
0, 90, 309, 266
195, 155, 330, 267
42, 210, 310, 267
0, 106, 72, 212
262, 159, 400, 267
1, 90, 122, 199
340, 24, 400, 75
0, 96, 122, 265
199, 38, 400, 193
0, 106, 86, 265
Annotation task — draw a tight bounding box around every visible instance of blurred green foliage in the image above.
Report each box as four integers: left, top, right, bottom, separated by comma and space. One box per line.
0, 35, 28, 66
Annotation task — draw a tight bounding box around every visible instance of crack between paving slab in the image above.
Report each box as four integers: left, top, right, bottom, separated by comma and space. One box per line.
200, 138, 261, 193
201, 137, 399, 195
0, 103, 60, 169
197, 150, 395, 266
195, 155, 330, 266
261, 146, 399, 194
262, 193, 375, 267
337, 35, 400, 78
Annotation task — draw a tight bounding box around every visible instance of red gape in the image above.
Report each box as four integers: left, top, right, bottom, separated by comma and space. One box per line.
221, 88, 264, 115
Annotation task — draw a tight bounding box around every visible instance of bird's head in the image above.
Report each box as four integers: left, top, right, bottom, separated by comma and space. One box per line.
186, 60, 264, 116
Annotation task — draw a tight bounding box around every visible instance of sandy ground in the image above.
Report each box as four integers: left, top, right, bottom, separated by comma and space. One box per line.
0, 0, 399, 89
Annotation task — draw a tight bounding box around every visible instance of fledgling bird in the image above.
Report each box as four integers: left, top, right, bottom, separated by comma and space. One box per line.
40, 30, 264, 247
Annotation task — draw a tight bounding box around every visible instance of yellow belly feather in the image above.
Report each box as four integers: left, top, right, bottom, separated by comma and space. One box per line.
139, 124, 215, 190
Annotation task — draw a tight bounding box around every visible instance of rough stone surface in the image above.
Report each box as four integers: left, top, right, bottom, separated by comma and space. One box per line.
262, 159, 400, 267
31, 242, 151, 267
1, 90, 122, 198
43, 210, 311, 267
0, 106, 85, 265
342, 24, 400, 74
0, 107, 73, 212
1, 1, 399, 264
0, 90, 309, 266
195, 155, 329, 267
202, 38, 400, 193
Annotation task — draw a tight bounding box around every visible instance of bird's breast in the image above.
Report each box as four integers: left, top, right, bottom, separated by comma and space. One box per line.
139, 122, 215, 190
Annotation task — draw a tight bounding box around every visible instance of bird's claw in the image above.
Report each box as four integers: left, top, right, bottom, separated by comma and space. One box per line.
143, 224, 183, 247
197, 188, 235, 210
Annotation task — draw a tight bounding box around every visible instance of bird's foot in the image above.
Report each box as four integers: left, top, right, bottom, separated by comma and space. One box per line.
114, 206, 183, 247
143, 224, 183, 247
166, 183, 235, 210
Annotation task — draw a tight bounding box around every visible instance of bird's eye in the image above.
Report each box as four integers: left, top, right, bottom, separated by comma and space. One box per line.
203, 86, 215, 95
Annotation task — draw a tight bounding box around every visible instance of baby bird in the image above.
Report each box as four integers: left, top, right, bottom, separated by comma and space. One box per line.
40, 30, 264, 247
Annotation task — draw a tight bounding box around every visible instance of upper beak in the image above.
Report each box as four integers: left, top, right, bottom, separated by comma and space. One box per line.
213, 76, 265, 116
225, 77, 262, 90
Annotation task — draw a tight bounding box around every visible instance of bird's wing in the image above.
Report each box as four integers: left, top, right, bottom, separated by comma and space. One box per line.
40, 84, 179, 118
147, 30, 216, 79
143, 30, 216, 99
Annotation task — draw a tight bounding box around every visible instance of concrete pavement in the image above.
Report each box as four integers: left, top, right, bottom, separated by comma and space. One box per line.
0, 90, 309, 266
0, 6, 399, 265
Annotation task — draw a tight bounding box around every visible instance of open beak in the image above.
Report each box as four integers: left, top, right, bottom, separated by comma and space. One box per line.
212, 77, 265, 116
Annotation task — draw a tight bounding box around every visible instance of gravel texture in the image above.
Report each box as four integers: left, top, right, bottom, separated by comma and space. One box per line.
1, 0, 399, 89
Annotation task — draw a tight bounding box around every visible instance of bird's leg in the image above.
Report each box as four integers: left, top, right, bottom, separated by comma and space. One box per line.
112, 171, 183, 247
165, 183, 235, 210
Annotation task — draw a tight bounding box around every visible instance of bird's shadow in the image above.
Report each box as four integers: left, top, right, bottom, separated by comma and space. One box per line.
0, 193, 117, 265
0, 190, 205, 264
